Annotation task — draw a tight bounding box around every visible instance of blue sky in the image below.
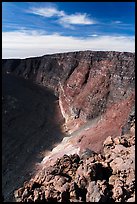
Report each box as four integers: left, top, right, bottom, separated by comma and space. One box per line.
2, 2, 135, 58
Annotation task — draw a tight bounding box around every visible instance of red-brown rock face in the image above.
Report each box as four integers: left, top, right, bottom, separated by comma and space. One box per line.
58, 52, 134, 136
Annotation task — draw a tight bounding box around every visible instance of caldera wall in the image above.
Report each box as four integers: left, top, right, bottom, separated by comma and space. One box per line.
2, 51, 135, 135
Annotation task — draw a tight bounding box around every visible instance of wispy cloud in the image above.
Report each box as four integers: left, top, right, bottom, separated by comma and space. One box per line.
89, 34, 99, 37
112, 20, 122, 24
110, 20, 134, 29
29, 7, 64, 17
2, 23, 29, 31
58, 13, 96, 26
27, 6, 97, 28
2, 30, 135, 58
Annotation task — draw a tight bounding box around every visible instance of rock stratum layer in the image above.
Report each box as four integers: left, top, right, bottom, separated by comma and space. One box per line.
2, 51, 135, 202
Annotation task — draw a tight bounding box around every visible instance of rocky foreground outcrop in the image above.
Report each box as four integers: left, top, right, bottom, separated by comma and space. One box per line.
14, 124, 135, 202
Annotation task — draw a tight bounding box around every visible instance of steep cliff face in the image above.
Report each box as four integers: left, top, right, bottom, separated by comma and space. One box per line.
2, 51, 135, 134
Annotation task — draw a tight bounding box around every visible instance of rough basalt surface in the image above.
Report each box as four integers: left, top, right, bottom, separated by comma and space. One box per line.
14, 124, 135, 202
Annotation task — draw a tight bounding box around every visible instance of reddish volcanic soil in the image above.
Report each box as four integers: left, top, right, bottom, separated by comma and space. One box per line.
72, 92, 135, 154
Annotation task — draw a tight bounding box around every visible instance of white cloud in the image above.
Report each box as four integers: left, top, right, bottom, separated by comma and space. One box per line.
28, 6, 96, 28
58, 13, 96, 25
2, 30, 135, 59
29, 7, 64, 17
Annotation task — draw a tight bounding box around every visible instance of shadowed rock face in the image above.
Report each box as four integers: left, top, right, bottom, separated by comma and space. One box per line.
2, 73, 64, 201
2, 51, 135, 201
